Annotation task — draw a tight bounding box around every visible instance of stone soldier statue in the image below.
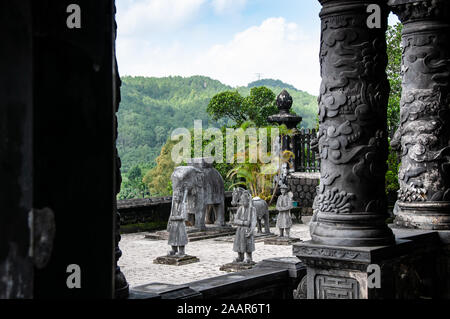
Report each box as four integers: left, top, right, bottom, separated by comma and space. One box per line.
167, 188, 189, 257
232, 190, 257, 263
276, 184, 293, 238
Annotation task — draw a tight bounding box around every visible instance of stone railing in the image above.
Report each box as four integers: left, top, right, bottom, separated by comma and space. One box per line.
129, 257, 307, 299
294, 128, 320, 172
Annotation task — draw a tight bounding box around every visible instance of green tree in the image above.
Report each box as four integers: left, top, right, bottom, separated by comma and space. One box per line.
117, 164, 149, 199
386, 23, 403, 137
385, 23, 403, 195
143, 139, 178, 196
207, 86, 278, 126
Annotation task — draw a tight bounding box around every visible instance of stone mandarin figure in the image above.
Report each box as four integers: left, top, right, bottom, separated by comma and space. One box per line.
276, 185, 293, 238
232, 191, 257, 263
167, 188, 189, 257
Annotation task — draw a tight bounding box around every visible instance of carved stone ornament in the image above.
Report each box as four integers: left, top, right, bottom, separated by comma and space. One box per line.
390, 0, 450, 229
310, 0, 394, 246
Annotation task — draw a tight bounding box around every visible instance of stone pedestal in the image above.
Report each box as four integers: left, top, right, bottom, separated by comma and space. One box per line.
293, 231, 439, 299
395, 202, 450, 230
220, 261, 257, 273
256, 257, 307, 299
264, 236, 301, 245
389, 0, 450, 230
254, 232, 276, 239
214, 231, 276, 243
153, 255, 199, 266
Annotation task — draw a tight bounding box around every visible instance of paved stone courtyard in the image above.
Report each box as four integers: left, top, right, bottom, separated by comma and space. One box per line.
119, 218, 312, 288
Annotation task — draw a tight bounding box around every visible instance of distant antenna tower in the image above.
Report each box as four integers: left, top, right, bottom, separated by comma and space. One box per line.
255, 73, 263, 81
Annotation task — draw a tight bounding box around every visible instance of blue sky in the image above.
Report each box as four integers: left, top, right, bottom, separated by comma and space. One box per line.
116, 0, 399, 96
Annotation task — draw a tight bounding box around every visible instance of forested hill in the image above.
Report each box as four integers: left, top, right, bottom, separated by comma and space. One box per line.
247, 79, 298, 91
117, 75, 318, 173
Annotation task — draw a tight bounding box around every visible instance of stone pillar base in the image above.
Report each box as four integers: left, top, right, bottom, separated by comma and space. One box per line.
395, 201, 450, 230
293, 232, 440, 299
153, 255, 199, 266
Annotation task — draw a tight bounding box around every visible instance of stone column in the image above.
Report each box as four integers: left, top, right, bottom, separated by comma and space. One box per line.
309, 0, 394, 246
113, 4, 129, 299
389, 0, 450, 229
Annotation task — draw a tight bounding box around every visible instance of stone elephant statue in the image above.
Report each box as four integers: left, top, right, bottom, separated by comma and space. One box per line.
171, 158, 225, 230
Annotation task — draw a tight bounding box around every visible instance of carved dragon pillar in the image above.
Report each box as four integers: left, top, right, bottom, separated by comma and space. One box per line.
310, 0, 394, 246
389, 0, 450, 229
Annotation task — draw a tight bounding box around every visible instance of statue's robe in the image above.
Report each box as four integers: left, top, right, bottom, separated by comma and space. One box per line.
276, 194, 293, 229
167, 200, 188, 246
233, 205, 257, 253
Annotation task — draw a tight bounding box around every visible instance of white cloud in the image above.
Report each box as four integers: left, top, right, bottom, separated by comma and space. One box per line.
211, 0, 247, 14
116, 17, 321, 95
117, 0, 206, 35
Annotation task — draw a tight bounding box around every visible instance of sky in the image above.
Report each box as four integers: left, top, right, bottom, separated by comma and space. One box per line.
116, 0, 399, 96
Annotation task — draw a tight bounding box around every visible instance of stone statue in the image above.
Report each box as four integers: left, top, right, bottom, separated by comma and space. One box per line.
167, 188, 189, 257
171, 158, 225, 230
231, 187, 270, 234
275, 185, 293, 238
232, 190, 257, 263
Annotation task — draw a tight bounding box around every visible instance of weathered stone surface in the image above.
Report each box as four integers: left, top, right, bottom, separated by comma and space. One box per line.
231, 187, 270, 234
172, 158, 225, 230
310, 0, 394, 247
153, 255, 200, 266
287, 173, 319, 211
275, 185, 294, 238
294, 229, 441, 299
219, 261, 257, 272
256, 257, 306, 299
131, 282, 201, 299
187, 267, 291, 299
390, 0, 450, 230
